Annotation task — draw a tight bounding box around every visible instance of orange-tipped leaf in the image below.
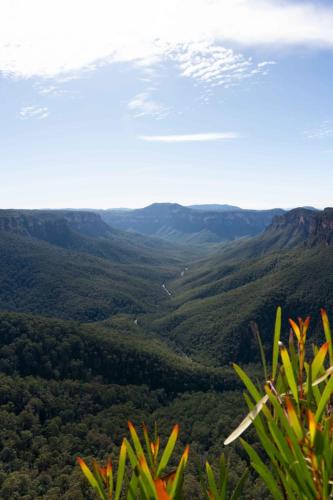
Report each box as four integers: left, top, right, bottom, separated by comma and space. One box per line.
312, 342, 329, 380
156, 424, 179, 477
77, 458, 106, 499
321, 309, 333, 365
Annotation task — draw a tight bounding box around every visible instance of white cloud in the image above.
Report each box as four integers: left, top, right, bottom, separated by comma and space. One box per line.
170, 42, 269, 89
1, 1, 333, 79
305, 121, 333, 139
128, 92, 170, 119
35, 84, 67, 96
139, 132, 239, 142
257, 61, 277, 68
19, 106, 49, 119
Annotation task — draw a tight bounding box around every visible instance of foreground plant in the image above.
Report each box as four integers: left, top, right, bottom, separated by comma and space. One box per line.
225, 308, 333, 499
78, 423, 246, 499
77, 441, 127, 500
78, 422, 189, 499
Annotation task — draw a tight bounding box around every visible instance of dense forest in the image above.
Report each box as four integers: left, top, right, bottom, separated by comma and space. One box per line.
0, 207, 331, 498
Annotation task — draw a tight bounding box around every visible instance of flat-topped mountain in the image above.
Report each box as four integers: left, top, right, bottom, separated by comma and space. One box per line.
188, 204, 241, 211
98, 203, 285, 244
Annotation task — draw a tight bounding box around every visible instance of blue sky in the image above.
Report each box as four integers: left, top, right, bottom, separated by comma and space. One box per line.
1, 0, 333, 209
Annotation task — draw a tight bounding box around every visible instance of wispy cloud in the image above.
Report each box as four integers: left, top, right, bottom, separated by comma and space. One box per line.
170, 42, 272, 90
257, 61, 277, 69
19, 106, 49, 120
305, 121, 333, 139
35, 84, 68, 96
139, 132, 239, 143
128, 92, 170, 119
1, 1, 333, 79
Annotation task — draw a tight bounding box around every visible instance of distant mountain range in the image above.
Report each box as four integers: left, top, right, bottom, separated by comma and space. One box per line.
97, 203, 286, 244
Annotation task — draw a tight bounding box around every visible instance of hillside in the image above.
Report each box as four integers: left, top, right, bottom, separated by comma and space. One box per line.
0, 312, 237, 392
0, 210, 199, 321
199, 207, 333, 263
0, 209, 193, 265
265, 206, 333, 247
98, 203, 285, 244
150, 208, 333, 365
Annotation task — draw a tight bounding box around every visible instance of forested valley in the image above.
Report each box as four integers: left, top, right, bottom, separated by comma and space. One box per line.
0, 206, 332, 498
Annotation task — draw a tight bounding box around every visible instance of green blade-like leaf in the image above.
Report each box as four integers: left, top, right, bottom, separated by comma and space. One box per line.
280, 346, 299, 404
272, 306, 282, 380
156, 424, 179, 477
124, 438, 138, 468
128, 421, 145, 460
77, 458, 107, 500
275, 467, 298, 500
92, 460, 108, 499
205, 461, 219, 499
268, 420, 310, 496
252, 415, 283, 467
219, 455, 228, 500
306, 364, 314, 407
142, 423, 154, 470
107, 461, 113, 498
312, 342, 329, 380
285, 397, 303, 440
115, 440, 127, 500
240, 439, 284, 500
233, 364, 262, 403
126, 473, 139, 500
169, 445, 189, 498
137, 456, 157, 499
315, 374, 333, 422
267, 421, 291, 464
265, 390, 316, 498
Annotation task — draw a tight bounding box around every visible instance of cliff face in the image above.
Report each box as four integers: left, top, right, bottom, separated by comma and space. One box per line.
267, 208, 333, 247
0, 210, 111, 241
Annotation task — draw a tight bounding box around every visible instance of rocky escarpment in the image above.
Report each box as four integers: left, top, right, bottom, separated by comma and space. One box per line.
0, 210, 112, 241
267, 207, 333, 247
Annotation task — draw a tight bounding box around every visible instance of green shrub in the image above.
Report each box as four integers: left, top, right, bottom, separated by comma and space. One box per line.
225, 307, 333, 499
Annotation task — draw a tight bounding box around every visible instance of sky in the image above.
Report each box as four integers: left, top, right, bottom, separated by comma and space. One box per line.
1, 0, 333, 209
